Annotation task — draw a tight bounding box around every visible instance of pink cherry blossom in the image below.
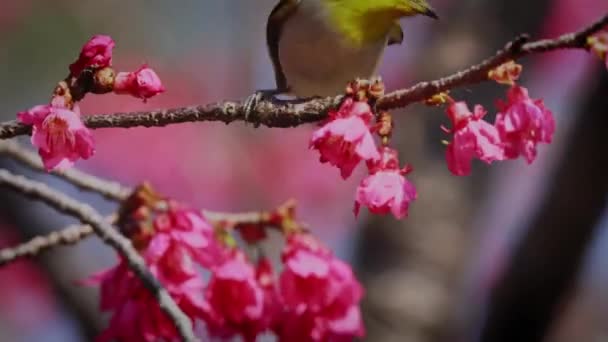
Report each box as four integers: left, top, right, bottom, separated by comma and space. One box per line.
114, 65, 165, 100
203, 252, 278, 341
444, 101, 504, 176
17, 104, 94, 171
86, 261, 206, 342
495, 85, 555, 163
148, 204, 225, 270
277, 234, 364, 341
84, 202, 227, 341
355, 147, 417, 219
310, 99, 379, 179
69, 35, 115, 77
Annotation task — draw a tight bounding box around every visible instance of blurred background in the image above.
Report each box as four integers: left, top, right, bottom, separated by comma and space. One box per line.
0, 0, 607, 341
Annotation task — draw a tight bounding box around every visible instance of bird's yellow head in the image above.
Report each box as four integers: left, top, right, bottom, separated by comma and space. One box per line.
324, 0, 438, 46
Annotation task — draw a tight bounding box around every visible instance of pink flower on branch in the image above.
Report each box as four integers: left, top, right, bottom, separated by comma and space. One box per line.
17, 104, 94, 171
146, 205, 225, 271
114, 65, 165, 100
69, 35, 115, 77
277, 233, 364, 341
203, 252, 279, 342
444, 101, 504, 176
495, 85, 555, 163
310, 99, 380, 179
86, 194, 226, 342
86, 262, 206, 342
355, 147, 417, 219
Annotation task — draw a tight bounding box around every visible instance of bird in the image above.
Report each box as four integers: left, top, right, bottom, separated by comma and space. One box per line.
244, 0, 438, 114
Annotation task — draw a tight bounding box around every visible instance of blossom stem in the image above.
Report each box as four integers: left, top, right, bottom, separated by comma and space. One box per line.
0, 14, 605, 139
0, 169, 198, 342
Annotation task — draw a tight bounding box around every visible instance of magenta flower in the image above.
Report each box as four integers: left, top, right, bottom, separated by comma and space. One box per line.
69, 35, 115, 77
444, 101, 504, 176
355, 147, 417, 219
277, 234, 364, 341
148, 205, 225, 270
495, 85, 555, 163
202, 252, 278, 341
354, 147, 418, 219
17, 104, 94, 171
86, 261, 206, 342
84, 204, 225, 341
310, 99, 379, 179
114, 65, 165, 100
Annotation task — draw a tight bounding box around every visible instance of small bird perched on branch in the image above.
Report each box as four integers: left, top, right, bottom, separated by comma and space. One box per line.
245, 0, 438, 111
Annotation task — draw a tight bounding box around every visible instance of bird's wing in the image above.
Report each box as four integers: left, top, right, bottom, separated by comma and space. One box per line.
387, 22, 404, 46
267, 0, 300, 91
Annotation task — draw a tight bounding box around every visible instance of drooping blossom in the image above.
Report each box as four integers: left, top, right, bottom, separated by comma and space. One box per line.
69, 35, 115, 77
17, 104, 94, 171
495, 85, 555, 163
444, 101, 504, 176
86, 201, 225, 342
145, 204, 225, 271
113, 65, 165, 100
277, 233, 364, 341
202, 252, 280, 341
85, 261, 207, 342
310, 98, 380, 179
355, 147, 417, 219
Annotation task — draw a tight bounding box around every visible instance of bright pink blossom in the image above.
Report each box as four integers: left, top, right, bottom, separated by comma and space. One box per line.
69, 35, 115, 77
17, 104, 94, 171
277, 234, 364, 341
495, 85, 555, 163
355, 147, 417, 219
444, 101, 504, 176
147, 204, 225, 271
310, 99, 380, 179
86, 261, 206, 342
114, 65, 165, 100
85, 204, 224, 341
203, 252, 278, 341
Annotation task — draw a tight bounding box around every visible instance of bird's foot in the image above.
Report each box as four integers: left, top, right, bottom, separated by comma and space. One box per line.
243, 89, 284, 122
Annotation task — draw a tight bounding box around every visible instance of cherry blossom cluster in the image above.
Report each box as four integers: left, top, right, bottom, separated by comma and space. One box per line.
16, 35, 164, 171
311, 81, 417, 219
309, 61, 559, 220
85, 185, 364, 342
444, 61, 555, 175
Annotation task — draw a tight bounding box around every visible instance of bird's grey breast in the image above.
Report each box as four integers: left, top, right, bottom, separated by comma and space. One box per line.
278, 0, 387, 96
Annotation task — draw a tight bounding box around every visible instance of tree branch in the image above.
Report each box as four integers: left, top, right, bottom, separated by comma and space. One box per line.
0, 13, 605, 139
0, 169, 197, 342
0, 140, 129, 201
0, 214, 116, 266
0, 194, 295, 267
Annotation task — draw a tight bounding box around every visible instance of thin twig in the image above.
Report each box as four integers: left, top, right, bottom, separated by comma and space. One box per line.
0, 140, 129, 201
375, 14, 607, 110
0, 199, 296, 266
0, 13, 605, 139
0, 169, 197, 342
0, 214, 116, 266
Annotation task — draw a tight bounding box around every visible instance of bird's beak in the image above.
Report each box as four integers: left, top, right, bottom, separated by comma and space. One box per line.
422, 7, 439, 19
